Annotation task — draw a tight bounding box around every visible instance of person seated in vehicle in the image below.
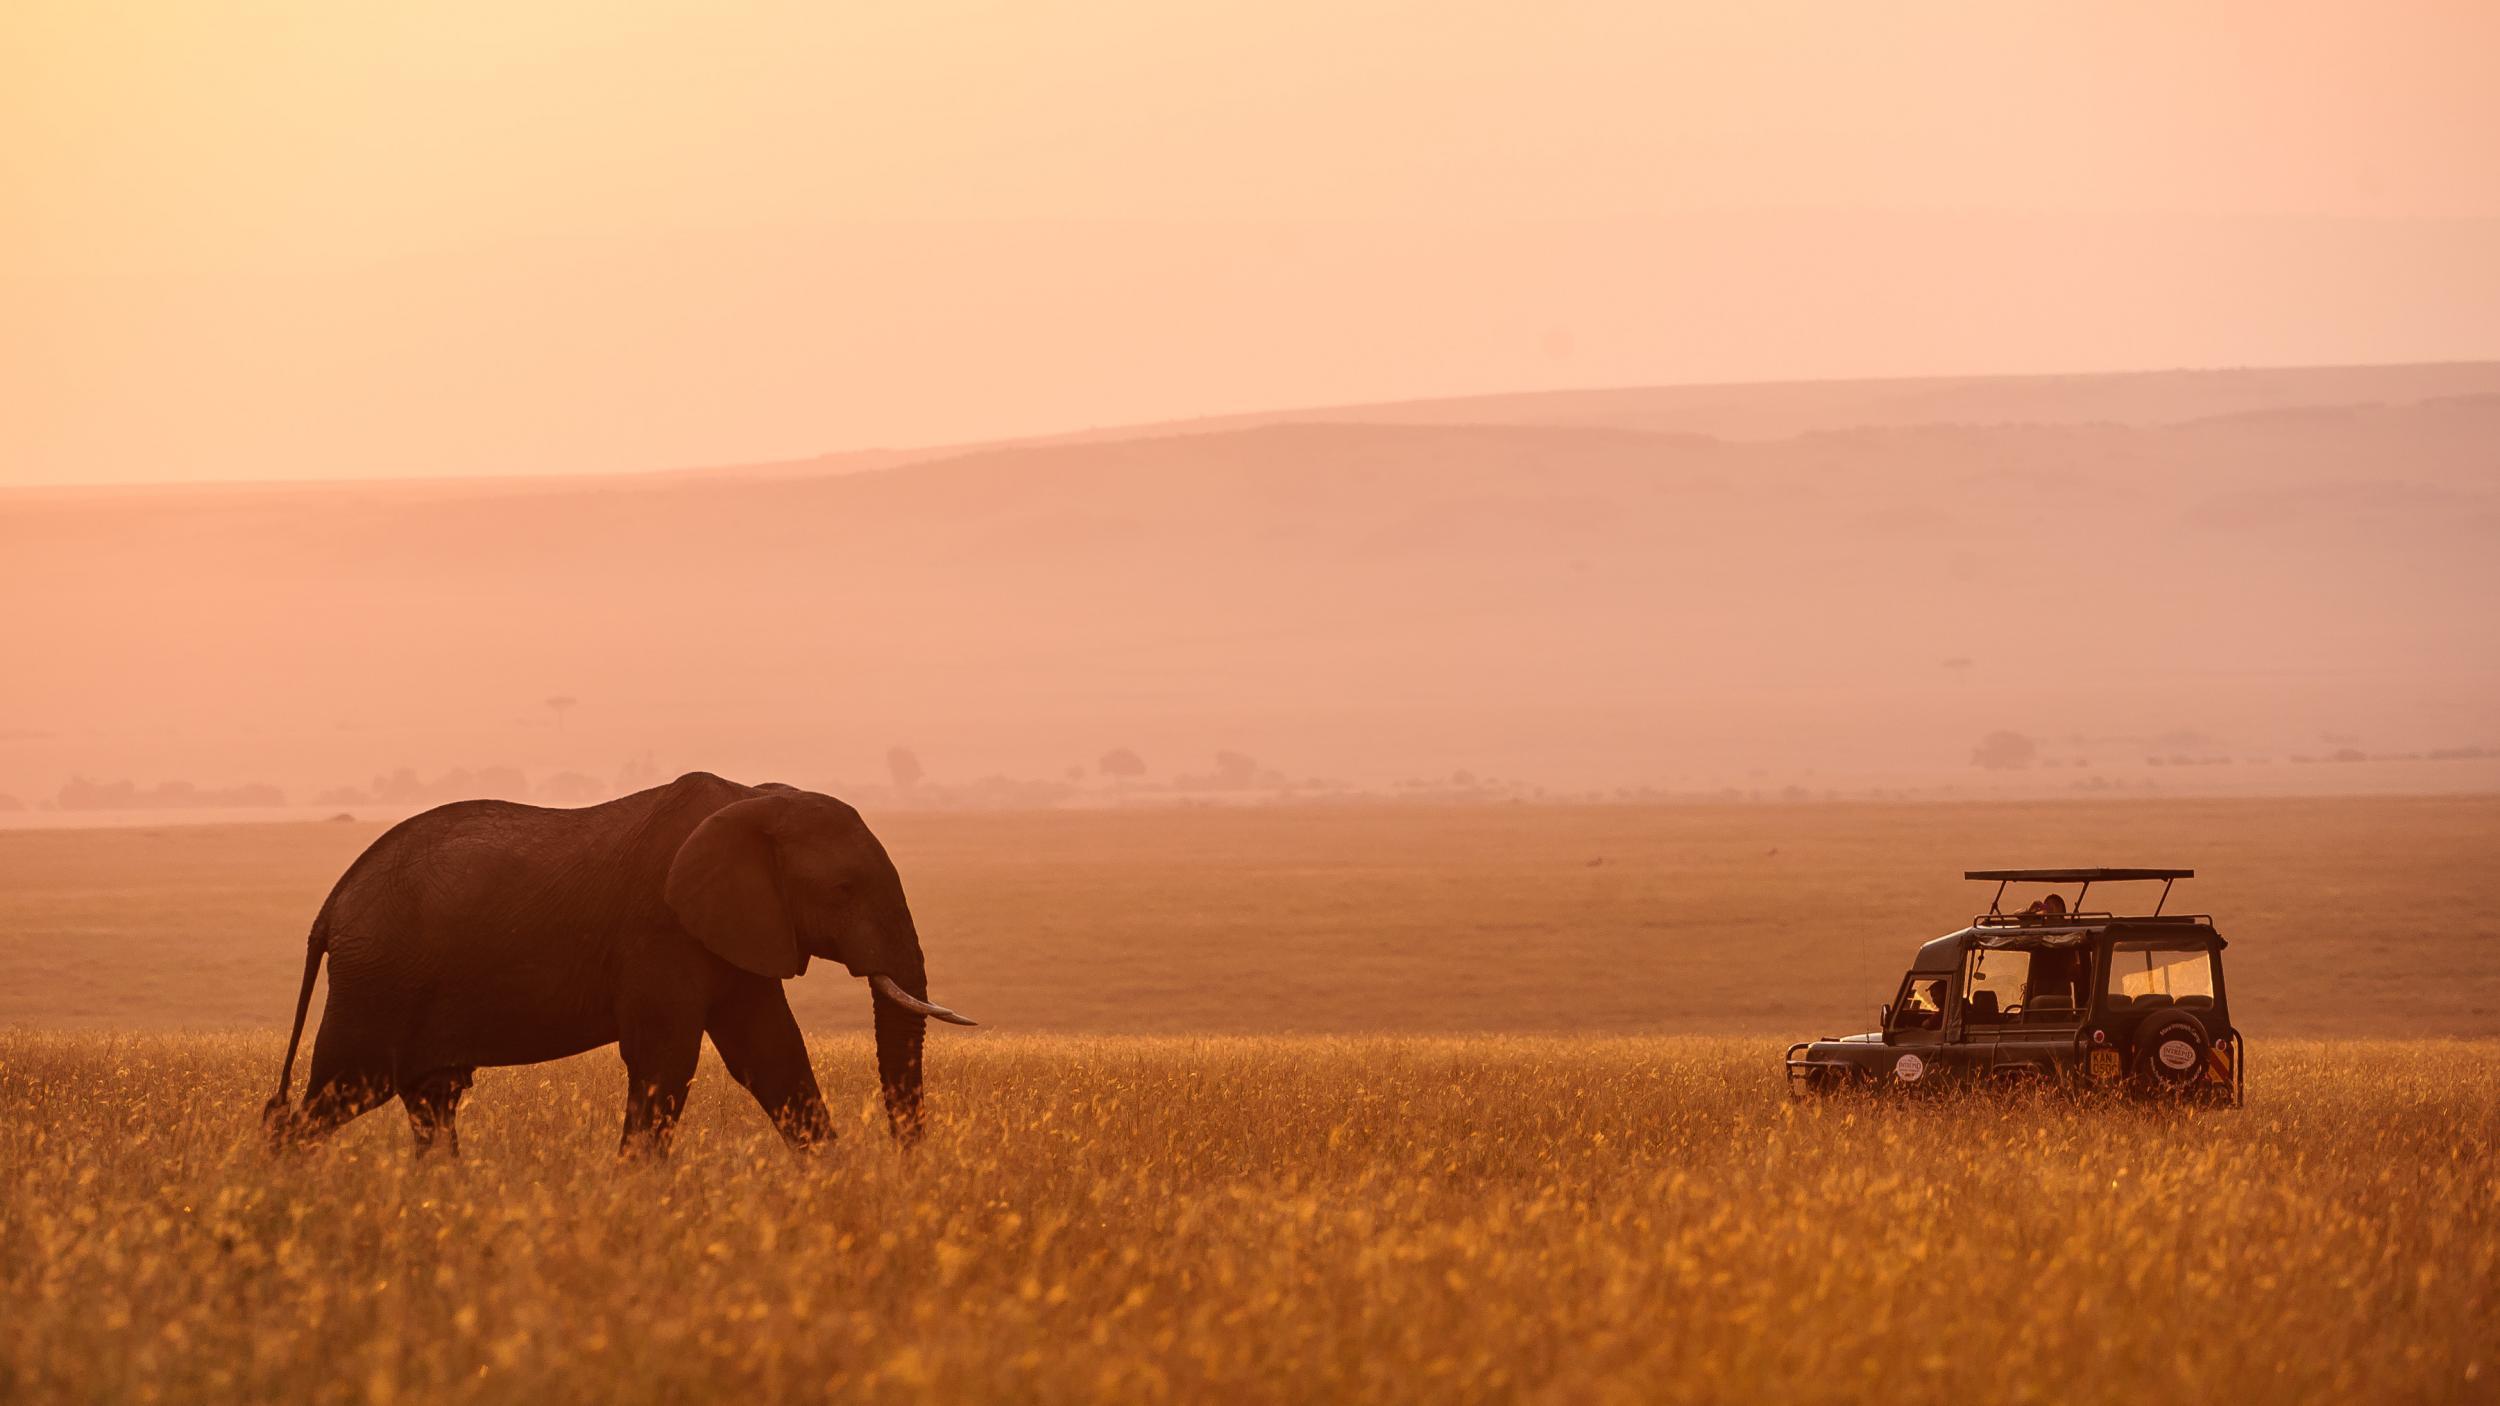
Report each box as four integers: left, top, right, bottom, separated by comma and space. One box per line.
2020, 893, 2069, 921
2022, 947, 2089, 1020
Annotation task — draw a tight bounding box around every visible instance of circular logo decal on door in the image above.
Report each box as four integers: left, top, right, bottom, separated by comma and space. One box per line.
1893, 1053, 1926, 1082
2158, 1039, 2198, 1072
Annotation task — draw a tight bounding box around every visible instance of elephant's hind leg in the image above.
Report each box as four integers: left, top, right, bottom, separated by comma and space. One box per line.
284, 987, 400, 1145
708, 980, 832, 1149
291, 1057, 396, 1145
400, 1067, 475, 1158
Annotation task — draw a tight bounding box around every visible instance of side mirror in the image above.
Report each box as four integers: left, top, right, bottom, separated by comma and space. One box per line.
1879, 1002, 1893, 1029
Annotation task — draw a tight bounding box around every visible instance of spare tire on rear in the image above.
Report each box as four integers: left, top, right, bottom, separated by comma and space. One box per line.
2133, 1011, 2211, 1094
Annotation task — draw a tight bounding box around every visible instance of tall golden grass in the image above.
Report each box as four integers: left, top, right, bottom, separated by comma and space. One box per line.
3, 1033, 2492, 1403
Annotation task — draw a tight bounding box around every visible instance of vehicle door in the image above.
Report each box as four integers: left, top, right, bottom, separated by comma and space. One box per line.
1923, 958, 1999, 1085
1880, 971, 1955, 1089
1954, 946, 2025, 1076
1967, 942, 2091, 1080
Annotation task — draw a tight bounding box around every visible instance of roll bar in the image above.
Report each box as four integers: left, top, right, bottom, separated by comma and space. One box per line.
1965, 867, 2195, 917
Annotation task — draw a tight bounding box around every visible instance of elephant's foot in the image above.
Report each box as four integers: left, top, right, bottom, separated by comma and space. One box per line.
776, 1111, 835, 1151
616, 1088, 689, 1160
268, 1067, 395, 1151
400, 1068, 474, 1158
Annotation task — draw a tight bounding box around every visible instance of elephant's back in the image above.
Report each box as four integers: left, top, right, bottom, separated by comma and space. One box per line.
318, 798, 656, 981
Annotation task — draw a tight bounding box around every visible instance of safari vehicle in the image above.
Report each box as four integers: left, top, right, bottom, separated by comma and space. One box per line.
1785, 868, 2243, 1104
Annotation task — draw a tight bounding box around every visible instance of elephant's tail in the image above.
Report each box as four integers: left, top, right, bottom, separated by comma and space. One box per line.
263, 913, 329, 1133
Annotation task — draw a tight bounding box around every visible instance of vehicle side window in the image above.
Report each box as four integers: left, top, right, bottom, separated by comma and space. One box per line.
1893, 976, 1948, 1031
1962, 950, 2029, 1024
2106, 942, 2217, 1010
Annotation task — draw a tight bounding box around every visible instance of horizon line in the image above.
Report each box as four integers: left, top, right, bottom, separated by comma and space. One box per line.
6, 353, 2497, 495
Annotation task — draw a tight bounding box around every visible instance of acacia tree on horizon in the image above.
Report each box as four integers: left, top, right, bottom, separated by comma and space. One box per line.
886, 746, 925, 790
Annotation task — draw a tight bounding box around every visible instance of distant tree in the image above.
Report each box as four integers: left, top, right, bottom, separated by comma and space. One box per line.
615, 750, 660, 794
370, 767, 426, 803
1098, 747, 1148, 782
886, 746, 925, 790
56, 776, 283, 810
0, 793, 21, 812
538, 770, 607, 804
473, 766, 528, 799
58, 777, 136, 810
1176, 750, 1285, 791
1212, 751, 1259, 789
1971, 731, 2038, 770
545, 695, 578, 730
56, 777, 99, 809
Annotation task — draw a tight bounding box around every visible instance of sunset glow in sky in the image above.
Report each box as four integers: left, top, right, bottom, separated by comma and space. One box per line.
7, 0, 2497, 484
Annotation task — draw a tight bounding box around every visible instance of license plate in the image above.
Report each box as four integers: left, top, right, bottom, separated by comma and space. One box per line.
2089, 1049, 2121, 1080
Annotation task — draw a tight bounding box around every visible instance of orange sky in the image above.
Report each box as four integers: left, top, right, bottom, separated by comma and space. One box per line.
6, 1, 2498, 484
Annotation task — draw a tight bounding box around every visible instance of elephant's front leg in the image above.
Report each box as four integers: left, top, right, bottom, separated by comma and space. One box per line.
618, 1031, 701, 1157
707, 977, 832, 1149
617, 967, 708, 1158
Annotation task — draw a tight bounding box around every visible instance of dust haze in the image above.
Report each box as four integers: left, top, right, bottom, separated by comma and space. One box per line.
3, 365, 2496, 812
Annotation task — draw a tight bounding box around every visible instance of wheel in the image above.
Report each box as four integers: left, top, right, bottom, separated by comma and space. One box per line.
2131, 1011, 2211, 1096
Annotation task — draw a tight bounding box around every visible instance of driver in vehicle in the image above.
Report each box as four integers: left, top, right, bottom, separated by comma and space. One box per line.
1897, 978, 1946, 1031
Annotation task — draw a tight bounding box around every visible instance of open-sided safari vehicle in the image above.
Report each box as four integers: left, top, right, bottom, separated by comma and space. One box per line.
1785, 868, 2242, 1104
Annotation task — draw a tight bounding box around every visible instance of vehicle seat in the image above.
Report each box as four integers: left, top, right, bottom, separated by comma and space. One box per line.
2134, 993, 2175, 1009
1967, 990, 2000, 1024
2176, 994, 2214, 1010
2026, 993, 2076, 1021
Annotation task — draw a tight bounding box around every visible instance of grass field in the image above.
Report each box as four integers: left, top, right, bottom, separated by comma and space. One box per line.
1, 1032, 2491, 1403
3, 795, 2497, 1038
5, 797, 2495, 1400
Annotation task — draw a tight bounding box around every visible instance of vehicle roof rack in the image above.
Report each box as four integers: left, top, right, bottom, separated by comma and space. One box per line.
1963, 868, 2194, 883
1964, 867, 2194, 917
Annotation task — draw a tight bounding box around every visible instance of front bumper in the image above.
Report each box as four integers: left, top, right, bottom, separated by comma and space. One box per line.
1785, 1041, 1863, 1093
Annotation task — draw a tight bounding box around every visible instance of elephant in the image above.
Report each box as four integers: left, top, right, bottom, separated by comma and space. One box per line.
261, 771, 974, 1156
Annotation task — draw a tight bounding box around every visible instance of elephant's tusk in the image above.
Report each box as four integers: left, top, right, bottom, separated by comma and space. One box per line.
870, 973, 978, 1025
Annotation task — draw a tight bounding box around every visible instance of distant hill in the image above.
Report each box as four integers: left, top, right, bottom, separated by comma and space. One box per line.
669, 360, 2500, 481
2, 366, 2495, 804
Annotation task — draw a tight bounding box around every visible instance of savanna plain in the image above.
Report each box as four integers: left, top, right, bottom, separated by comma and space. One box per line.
4, 797, 2495, 1402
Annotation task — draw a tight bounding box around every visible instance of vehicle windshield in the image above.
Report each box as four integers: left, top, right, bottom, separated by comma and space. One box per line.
2106, 941, 2216, 1011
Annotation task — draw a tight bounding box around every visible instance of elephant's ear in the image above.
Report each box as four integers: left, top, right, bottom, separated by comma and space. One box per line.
664, 797, 807, 979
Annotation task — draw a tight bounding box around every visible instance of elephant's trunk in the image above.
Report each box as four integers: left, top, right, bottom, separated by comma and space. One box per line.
871, 970, 931, 1144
